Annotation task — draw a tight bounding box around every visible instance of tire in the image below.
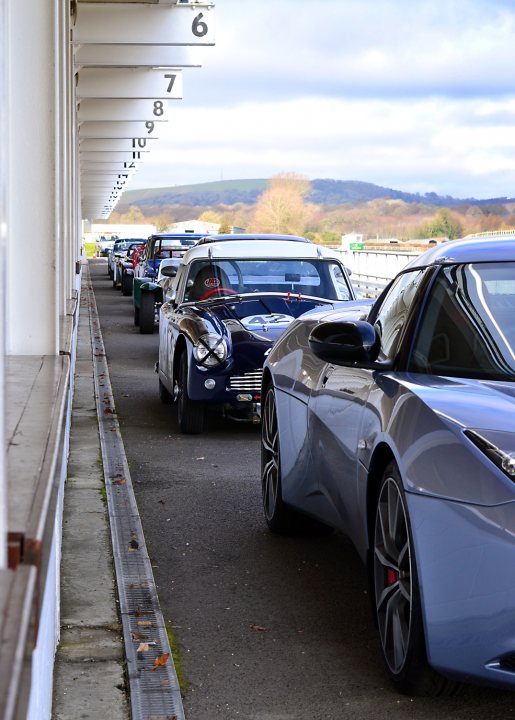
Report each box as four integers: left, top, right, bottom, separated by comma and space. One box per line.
373, 462, 458, 696
261, 385, 309, 533
159, 378, 173, 405
139, 292, 155, 334
121, 272, 133, 296
177, 353, 204, 434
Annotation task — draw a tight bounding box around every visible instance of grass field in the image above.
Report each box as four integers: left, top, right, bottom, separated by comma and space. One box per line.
83, 242, 96, 258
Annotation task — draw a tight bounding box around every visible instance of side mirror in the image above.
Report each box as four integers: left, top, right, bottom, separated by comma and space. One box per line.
161, 265, 178, 278
308, 320, 389, 369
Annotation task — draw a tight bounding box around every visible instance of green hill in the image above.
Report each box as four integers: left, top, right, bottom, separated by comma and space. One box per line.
118, 177, 513, 210
120, 179, 268, 208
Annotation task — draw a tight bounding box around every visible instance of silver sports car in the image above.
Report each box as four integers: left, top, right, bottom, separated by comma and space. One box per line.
261, 235, 515, 695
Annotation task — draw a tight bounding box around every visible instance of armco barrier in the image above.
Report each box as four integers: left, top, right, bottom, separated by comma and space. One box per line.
336, 248, 420, 297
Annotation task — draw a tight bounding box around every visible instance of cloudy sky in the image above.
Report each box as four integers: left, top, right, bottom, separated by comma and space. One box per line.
132, 0, 515, 200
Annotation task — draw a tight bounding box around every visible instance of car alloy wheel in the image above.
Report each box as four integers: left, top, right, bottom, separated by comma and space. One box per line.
260, 385, 307, 534
374, 472, 413, 677
373, 463, 457, 695
261, 387, 280, 524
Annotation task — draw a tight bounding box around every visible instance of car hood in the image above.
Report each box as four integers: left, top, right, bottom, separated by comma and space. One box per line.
196, 296, 340, 345
398, 373, 515, 433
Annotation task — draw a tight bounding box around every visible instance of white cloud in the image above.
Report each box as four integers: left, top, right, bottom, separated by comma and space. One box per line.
126, 0, 515, 200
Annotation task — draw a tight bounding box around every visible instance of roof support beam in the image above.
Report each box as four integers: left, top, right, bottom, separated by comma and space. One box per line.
79, 121, 162, 139
77, 99, 171, 123
76, 68, 183, 100
73, 4, 215, 46
74, 44, 202, 68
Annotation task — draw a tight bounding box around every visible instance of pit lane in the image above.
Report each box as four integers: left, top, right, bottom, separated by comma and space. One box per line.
90, 258, 515, 720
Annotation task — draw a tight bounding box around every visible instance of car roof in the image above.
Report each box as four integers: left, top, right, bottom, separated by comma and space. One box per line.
150, 233, 204, 240
404, 234, 515, 270
196, 233, 311, 245
179, 239, 343, 263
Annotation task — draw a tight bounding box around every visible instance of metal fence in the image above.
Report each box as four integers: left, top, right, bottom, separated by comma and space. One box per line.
336, 248, 421, 297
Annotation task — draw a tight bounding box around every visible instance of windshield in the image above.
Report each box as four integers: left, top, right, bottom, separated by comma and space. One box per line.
182, 258, 353, 302
410, 262, 515, 381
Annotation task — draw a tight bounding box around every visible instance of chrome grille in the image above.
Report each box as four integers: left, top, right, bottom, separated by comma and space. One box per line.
228, 370, 262, 392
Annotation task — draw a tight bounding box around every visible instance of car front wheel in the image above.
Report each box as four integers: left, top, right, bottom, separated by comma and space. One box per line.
139, 292, 155, 334
373, 462, 457, 696
176, 353, 204, 434
121, 272, 133, 296
261, 385, 303, 533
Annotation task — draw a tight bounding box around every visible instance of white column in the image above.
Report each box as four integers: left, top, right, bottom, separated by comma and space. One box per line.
0, 0, 8, 569
7, 0, 58, 355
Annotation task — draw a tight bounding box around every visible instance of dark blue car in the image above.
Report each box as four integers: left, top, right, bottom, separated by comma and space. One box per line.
157, 235, 356, 433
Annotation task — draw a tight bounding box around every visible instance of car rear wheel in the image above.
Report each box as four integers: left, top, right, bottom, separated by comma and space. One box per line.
139, 292, 155, 334
261, 385, 306, 534
121, 272, 133, 296
177, 353, 204, 434
373, 463, 457, 696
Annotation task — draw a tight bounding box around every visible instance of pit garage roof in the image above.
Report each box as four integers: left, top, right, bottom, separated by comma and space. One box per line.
74, 0, 215, 219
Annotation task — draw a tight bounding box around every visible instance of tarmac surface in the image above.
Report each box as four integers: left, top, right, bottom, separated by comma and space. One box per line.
53, 259, 515, 719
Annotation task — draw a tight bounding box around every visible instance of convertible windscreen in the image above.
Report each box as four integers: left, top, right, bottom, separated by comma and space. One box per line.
183, 259, 352, 302
410, 262, 515, 381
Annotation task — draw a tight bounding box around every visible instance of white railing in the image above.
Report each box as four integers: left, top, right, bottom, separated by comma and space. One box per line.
336, 248, 421, 297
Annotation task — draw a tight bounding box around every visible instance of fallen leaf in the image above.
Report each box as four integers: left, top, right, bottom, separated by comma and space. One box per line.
158, 499, 165, 505
137, 620, 155, 627
104, 407, 114, 414
112, 478, 126, 485
250, 623, 268, 632
129, 538, 139, 550
137, 643, 150, 652
131, 631, 144, 641
150, 653, 170, 671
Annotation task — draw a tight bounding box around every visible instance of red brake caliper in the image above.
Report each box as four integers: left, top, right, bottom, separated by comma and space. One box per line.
386, 568, 398, 586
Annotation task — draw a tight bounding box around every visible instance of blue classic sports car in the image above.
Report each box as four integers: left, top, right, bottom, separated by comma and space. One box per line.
157, 235, 355, 433
261, 235, 515, 695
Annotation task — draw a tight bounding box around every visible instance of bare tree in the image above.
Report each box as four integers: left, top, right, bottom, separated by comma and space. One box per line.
252, 173, 313, 234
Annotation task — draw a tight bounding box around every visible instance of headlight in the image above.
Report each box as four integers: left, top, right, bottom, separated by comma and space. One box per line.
465, 429, 515, 480
193, 334, 227, 367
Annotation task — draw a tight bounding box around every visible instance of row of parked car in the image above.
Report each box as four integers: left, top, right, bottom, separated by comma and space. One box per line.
106, 232, 356, 429
101, 230, 515, 699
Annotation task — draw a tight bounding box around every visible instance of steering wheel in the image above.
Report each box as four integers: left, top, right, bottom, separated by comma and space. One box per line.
199, 287, 237, 301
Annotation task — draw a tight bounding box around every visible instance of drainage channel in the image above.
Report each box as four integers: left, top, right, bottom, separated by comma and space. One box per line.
85, 266, 185, 720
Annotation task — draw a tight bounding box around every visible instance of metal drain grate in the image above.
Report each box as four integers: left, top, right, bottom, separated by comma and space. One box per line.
85, 268, 185, 720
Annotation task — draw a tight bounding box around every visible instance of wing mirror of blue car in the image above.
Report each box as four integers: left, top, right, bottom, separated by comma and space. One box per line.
308, 320, 392, 369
